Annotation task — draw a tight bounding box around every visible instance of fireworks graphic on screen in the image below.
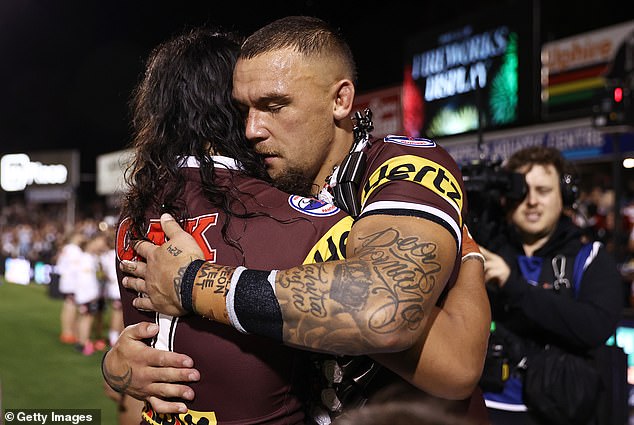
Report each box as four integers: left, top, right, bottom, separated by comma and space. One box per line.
489, 32, 518, 125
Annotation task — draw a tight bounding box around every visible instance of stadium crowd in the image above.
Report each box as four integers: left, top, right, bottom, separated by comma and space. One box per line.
0, 198, 122, 355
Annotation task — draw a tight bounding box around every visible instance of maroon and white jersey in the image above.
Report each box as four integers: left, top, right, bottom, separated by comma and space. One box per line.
116, 156, 353, 425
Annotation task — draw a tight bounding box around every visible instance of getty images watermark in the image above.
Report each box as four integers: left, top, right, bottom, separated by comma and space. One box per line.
3, 409, 100, 424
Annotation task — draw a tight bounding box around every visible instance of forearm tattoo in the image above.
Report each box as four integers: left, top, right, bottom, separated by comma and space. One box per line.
194, 262, 232, 295
191, 262, 233, 322
279, 227, 440, 337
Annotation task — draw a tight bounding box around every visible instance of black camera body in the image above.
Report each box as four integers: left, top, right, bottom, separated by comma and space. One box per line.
461, 158, 527, 249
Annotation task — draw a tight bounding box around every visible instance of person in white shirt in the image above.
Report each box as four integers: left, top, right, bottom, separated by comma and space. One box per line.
56, 231, 85, 345
74, 233, 108, 355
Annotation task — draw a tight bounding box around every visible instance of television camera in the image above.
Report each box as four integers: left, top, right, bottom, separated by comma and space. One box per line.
461, 158, 527, 249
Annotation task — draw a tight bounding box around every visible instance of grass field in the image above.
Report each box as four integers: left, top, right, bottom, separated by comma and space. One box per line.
0, 279, 118, 424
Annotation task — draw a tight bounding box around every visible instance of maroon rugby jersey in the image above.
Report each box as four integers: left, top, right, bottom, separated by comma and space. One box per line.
116, 156, 352, 425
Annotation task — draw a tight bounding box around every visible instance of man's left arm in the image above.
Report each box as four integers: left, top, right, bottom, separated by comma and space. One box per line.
124, 213, 456, 355
276, 213, 457, 354
122, 214, 489, 397
372, 253, 489, 399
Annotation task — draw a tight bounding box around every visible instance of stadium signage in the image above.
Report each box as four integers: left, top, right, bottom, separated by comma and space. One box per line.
1, 153, 69, 191
403, 3, 533, 139
440, 117, 633, 165
541, 20, 634, 120
411, 26, 509, 102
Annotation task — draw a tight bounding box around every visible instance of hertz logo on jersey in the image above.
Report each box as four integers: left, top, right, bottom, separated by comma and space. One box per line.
303, 216, 353, 264
361, 155, 463, 215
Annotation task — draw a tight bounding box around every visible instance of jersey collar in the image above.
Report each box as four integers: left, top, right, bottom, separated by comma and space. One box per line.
177, 155, 242, 171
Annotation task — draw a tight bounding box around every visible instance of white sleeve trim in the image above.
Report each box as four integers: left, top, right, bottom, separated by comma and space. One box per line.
361, 200, 462, 246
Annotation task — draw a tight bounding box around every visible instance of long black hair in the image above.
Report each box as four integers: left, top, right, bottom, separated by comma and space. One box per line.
122, 26, 269, 244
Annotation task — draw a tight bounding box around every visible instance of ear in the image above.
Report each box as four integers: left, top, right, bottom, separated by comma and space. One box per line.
333, 79, 355, 120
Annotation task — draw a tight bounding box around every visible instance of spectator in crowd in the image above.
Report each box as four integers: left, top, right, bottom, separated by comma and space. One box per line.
479, 146, 623, 424
56, 230, 85, 345
74, 232, 108, 356
100, 229, 124, 347
0, 201, 65, 263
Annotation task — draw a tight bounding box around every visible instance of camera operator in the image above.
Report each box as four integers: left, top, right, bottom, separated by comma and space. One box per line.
476, 146, 623, 425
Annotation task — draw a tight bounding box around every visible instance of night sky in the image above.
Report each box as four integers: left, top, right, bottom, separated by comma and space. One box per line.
1, 0, 632, 177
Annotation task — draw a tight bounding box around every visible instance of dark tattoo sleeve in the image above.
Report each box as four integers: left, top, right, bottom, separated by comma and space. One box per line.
278, 227, 442, 351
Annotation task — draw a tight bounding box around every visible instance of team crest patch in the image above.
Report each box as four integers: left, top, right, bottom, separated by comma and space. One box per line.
384, 135, 436, 148
288, 195, 340, 217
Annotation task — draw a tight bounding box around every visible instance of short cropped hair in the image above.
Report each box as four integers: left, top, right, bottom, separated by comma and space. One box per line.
240, 15, 357, 82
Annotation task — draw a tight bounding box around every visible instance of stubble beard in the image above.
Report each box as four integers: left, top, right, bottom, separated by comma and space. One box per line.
272, 167, 319, 198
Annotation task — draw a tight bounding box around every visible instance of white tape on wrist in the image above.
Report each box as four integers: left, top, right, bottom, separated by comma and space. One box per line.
227, 266, 247, 333
462, 252, 486, 264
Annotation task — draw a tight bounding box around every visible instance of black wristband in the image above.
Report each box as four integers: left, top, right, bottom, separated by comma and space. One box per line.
233, 269, 283, 342
181, 259, 205, 313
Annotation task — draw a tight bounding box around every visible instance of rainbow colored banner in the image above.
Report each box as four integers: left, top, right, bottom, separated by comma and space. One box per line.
541, 20, 634, 119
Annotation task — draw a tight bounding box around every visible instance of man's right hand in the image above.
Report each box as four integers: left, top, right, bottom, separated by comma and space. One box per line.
120, 213, 205, 316
102, 322, 201, 414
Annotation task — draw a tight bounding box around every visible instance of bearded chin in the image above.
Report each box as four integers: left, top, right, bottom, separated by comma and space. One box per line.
272, 167, 318, 198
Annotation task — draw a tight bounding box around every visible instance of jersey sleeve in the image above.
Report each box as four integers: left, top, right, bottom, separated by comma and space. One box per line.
358, 136, 466, 248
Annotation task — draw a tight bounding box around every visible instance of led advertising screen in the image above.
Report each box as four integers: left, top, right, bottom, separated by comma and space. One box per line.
403, 4, 535, 138
0, 150, 79, 192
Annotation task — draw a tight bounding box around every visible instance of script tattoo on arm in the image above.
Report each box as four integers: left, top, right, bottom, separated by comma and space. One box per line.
193, 262, 232, 295
355, 227, 440, 334
190, 262, 234, 323
278, 227, 442, 353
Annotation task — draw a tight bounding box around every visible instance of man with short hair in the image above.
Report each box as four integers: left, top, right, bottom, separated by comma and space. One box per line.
479, 146, 622, 424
